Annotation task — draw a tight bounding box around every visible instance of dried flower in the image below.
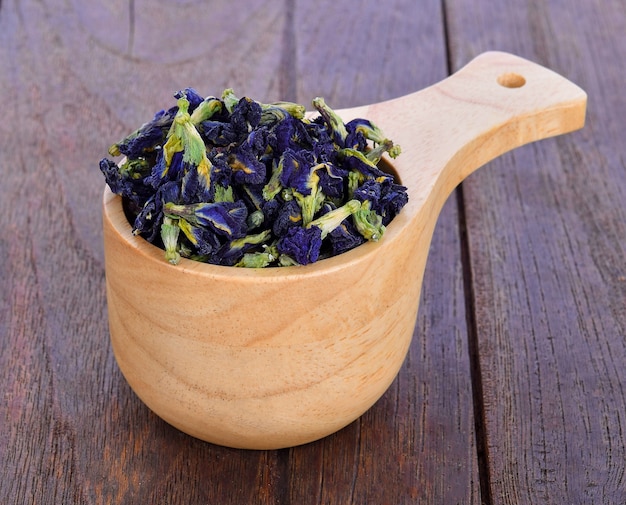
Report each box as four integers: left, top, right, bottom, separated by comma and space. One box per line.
99, 89, 408, 266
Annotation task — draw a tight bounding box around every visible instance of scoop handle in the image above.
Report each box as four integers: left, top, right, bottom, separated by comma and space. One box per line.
366, 51, 587, 202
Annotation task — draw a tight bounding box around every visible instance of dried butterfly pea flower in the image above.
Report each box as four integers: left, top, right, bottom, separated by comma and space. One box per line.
292, 168, 325, 226
272, 199, 303, 236
164, 201, 248, 239
198, 120, 238, 146
316, 162, 348, 199
377, 181, 409, 225
99, 158, 152, 206
312, 97, 349, 146
100, 87, 408, 267
260, 101, 306, 122
109, 87, 204, 159
190, 97, 224, 125
276, 200, 361, 265
211, 229, 273, 266
177, 218, 222, 256
276, 226, 323, 265
235, 244, 279, 268
133, 181, 181, 242
346, 118, 401, 157
310, 200, 362, 238
108, 107, 174, 159
161, 215, 181, 265
338, 148, 391, 182
163, 96, 213, 196
262, 155, 286, 201
328, 220, 365, 256
352, 200, 385, 241
227, 142, 267, 185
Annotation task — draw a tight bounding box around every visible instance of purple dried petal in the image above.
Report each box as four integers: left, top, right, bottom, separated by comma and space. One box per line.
276, 226, 323, 265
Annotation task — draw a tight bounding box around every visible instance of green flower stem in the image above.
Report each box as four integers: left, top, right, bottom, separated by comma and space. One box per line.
161, 216, 181, 264
164, 96, 213, 189
365, 139, 402, 164
312, 97, 348, 143
190, 97, 223, 125
308, 200, 361, 239
353, 200, 385, 241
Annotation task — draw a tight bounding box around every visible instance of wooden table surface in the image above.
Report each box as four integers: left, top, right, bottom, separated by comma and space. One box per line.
1, 0, 625, 503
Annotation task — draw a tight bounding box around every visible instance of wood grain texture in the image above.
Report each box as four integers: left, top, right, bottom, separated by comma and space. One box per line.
446, 0, 626, 503
0, 0, 481, 503
0, 0, 287, 503
0, 0, 615, 502
288, 3, 481, 502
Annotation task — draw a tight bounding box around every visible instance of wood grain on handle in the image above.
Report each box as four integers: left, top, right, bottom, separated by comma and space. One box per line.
352, 51, 587, 213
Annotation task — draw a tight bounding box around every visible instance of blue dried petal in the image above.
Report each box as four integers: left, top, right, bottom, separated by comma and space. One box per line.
166, 201, 248, 238
245, 126, 270, 157
261, 197, 280, 224
181, 163, 213, 203
350, 177, 408, 227
144, 150, 186, 189
214, 229, 272, 266
313, 138, 337, 164
268, 114, 311, 153
239, 183, 265, 211
207, 152, 233, 188
307, 118, 333, 141
344, 130, 367, 151
345, 118, 376, 151
280, 149, 317, 195
194, 201, 248, 238
339, 148, 391, 181
200, 120, 238, 146
272, 199, 302, 236
99, 158, 152, 205
276, 226, 323, 265
133, 181, 181, 242
228, 143, 267, 185
328, 220, 365, 255
352, 178, 382, 203
174, 88, 205, 112
378, 181, 409, 225
277, 149, 298, 188
133, 195, 159, 240
291, 119, 316, 147
345, 118, 387, 145
110, 106, 176, 159
178, 218, 222, 255
230, 97, 263, 138
317, 162, 348, 199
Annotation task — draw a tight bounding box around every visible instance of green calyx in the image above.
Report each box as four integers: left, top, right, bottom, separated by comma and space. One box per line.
353, 200, 385, 241
308, 199, 362, 239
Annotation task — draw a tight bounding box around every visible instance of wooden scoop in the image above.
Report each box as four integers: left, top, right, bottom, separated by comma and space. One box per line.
102, 51, 587, 449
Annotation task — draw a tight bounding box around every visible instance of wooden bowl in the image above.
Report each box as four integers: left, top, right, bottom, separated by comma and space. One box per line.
102, 52, 586, 449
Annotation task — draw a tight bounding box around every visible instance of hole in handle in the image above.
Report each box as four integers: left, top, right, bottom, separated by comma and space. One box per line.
497, 72, 526, 88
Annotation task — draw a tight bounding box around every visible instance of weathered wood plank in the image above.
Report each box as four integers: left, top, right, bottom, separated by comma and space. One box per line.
0, 1, 287, 503
445, 0, 626, 502
284, 1, 480, 503
1, 0, 479, 503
